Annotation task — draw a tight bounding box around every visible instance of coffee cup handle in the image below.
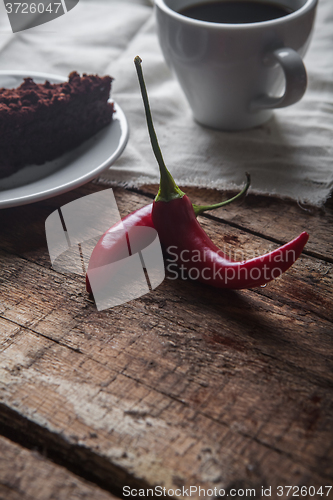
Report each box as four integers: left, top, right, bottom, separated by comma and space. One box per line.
251, 47, 307, 110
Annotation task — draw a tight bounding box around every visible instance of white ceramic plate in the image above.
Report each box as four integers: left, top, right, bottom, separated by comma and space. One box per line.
0, 70, 129, 209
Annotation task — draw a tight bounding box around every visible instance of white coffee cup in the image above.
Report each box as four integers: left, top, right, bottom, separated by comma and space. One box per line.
155, 0, 317, 130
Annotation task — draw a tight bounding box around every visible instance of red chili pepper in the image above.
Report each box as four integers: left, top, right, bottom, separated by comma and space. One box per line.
86, 180, 250, 293
134, 56, 309, 289
153, 195, 309, 288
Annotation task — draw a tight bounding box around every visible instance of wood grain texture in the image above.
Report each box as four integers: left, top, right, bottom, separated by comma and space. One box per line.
0, 436, 118, 500
0, 183, 332, 499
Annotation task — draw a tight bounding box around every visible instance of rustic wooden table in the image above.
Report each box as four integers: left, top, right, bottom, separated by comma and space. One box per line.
0, 182, 332, 500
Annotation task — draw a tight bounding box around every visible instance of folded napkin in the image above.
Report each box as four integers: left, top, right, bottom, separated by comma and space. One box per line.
0, 0, 332, 206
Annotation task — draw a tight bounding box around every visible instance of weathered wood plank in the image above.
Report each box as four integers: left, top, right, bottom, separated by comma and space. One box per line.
0, 258, 332, 495
1, 325, 332, 497
0, 436, 118, 500
0, 182, 332, 264
0, 184, 332, 499
0, 185, 332, 328
1, 211, 332, 379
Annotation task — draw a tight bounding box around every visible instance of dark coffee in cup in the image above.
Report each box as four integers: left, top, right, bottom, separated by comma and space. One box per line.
179, 1, 294, 24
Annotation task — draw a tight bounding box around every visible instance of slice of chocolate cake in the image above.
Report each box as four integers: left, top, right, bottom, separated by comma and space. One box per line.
0, 72, 114, 178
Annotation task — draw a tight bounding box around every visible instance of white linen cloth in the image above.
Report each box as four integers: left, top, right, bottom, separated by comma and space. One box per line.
0, 0, 332, 206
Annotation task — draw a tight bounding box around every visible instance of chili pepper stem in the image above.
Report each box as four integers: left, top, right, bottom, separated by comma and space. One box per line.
135, 56, 251, 211
134, 56, 185, 203
193, 172, 251, 216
